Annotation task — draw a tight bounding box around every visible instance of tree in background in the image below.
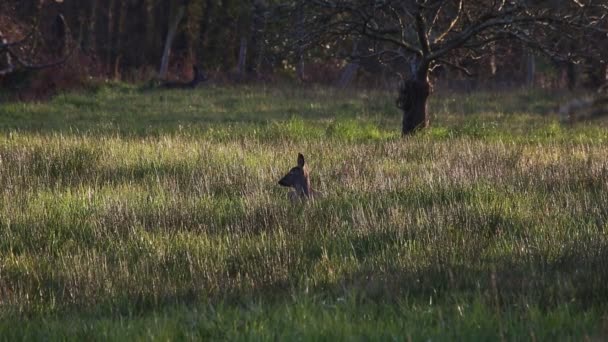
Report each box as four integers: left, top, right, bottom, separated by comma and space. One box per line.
0, 9, 74, 79
1, 0, 606, 103
292, 0, 608, 135
159, 1, 188, 79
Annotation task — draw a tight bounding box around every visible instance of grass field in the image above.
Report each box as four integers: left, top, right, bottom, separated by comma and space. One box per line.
0, 84, 607, 340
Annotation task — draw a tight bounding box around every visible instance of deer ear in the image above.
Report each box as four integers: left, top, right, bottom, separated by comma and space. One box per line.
297, 153, 305, 167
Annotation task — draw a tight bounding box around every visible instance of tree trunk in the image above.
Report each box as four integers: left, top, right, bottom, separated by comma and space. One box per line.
398, 66, 431, 136
336, 40, 359, 88
159, 4, 186, 79
0, 31, 13, 74
566, 61, 576, 90
249, 0, 267, 77
106, 0, 116, 72
295, 2, 305, 82
114, 1, 127, 79
145, 0, 156, 59
524, 49, 535, 87
198, 0, 213, 65
336, 62, 359, 88
490, 44, 497, 76
587, 59, 607, 89
86, 0, 98, 53
236, 37, 247, 80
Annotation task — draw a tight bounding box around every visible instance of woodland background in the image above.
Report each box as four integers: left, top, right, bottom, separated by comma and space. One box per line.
1, 0, 606, 99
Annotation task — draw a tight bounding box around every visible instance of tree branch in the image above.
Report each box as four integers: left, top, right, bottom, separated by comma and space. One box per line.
431, 0, 463, 45
429, 10, 554, 60
436, 58, 474, 77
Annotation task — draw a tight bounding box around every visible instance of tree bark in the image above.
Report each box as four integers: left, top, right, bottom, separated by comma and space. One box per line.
398, 79, 431, 135
159, 4, 186, 79
398, 66, 431, 136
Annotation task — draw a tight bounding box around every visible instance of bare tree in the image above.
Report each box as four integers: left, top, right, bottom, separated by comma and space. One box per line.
294, 0, 607, 135
159, 2, 187, 79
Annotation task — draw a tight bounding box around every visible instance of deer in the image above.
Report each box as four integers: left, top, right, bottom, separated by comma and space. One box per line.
278, 153, 322, 202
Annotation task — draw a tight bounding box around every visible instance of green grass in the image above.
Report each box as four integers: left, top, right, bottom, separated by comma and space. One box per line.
0, 84, 607, 340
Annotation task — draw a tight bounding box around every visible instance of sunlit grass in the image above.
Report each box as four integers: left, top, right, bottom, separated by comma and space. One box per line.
0, 85, 607, 339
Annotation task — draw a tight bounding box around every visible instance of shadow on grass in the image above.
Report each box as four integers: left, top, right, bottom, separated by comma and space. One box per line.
0, 85, 397, 137
4, 231, 607, 319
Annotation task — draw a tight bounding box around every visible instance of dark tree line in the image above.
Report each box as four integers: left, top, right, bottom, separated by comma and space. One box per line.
1, 0, 285, 78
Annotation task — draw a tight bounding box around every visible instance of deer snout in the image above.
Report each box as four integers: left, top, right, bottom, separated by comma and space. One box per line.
278, 177, 290, 187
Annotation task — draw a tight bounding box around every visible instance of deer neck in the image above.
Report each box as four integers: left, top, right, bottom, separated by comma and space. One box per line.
294, 179, 311, 198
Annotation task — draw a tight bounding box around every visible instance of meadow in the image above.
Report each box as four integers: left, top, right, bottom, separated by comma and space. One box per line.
0, 83, 607, 340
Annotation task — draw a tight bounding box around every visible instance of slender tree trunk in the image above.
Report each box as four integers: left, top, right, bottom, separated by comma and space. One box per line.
295, 2, 305, 82
86, 0, 98, 53
159, 4, 186, 79
336, 41, 360, 88
145, 0, 156, 60
236, 37, 247, 79
0, 31, 13, 72
490, 44, 497, 76
525, 49, 535, 87
249, 0, 267, 77
198, 0, 213, 65
296, 54, 305, 81
114, 0, 127, 79
336, 63, 359, 88
77, 10, 85, 50
398, 65, 431, 136
587, 59, 607, 89
567, 62, 577, 90
106, 0, 116, 72
184, 0, 202, 65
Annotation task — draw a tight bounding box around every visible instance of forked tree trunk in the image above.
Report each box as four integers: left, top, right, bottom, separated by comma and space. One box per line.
398, 66, 431, 135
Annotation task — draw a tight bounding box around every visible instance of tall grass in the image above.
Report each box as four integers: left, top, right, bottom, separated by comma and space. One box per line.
0, 85, 607, 339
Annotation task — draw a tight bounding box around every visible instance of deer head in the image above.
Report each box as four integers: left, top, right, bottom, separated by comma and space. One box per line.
278, 153, 312, 200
